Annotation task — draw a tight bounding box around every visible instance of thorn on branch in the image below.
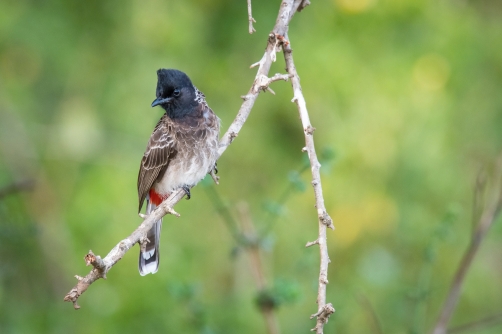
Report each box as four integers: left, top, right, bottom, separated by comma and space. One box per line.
310, 303, 335, 330
302, 147, 307, 152
160, 202, 180, 217
306, 239, 320, 247
250, 54, 265, 69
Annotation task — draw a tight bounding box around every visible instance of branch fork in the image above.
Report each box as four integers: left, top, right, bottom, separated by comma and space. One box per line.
253, 73, 291, 94
432, 157, 502, 334
269, 33, 289, 63
250, 33, 289, 69
282, 35, 334, 333
64, 5, 333, 332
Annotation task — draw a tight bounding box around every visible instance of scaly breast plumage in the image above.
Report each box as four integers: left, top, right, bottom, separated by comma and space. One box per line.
153, 128, 218, 194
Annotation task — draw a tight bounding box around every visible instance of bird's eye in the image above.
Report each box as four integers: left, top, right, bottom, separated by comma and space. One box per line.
173, 89, 181, 97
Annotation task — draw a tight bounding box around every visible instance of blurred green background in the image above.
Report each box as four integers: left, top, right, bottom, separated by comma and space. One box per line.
1, 0, 502, 333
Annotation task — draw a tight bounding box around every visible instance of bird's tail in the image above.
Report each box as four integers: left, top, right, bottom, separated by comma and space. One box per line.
138, 198, 162, 276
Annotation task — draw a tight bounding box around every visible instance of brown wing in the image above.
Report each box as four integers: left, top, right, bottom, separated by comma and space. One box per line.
137, 117, 175, 212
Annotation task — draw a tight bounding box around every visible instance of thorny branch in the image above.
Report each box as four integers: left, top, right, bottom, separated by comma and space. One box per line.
65, 0, 318, 311
64, 189, 186, 309
310, 303, 336, 330
282, 37, 335, 333
431, 156, 502, 334
218, 0, 306, 157
247, 0, 256, 34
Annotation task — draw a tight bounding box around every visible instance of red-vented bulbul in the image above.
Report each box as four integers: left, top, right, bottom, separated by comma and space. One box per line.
137, 69, 220, 275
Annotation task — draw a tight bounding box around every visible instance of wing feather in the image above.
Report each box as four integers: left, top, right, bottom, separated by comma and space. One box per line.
137, 117, 174, 212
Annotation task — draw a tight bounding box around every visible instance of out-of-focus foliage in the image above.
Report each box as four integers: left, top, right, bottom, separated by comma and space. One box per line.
1, 0, 502, 333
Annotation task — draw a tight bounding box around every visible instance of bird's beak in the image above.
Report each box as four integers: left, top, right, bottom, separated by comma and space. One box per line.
151, 97, 172, 107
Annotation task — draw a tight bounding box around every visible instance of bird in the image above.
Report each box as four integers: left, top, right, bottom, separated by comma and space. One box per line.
137, 69, 220, 276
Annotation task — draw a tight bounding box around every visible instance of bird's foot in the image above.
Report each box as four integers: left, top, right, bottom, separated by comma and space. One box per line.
210, 170, 219, 185
209, 163, 220, 184
182, 186, 191, 200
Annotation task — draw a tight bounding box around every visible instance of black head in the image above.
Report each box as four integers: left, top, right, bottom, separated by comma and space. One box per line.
151, 69, 197, 118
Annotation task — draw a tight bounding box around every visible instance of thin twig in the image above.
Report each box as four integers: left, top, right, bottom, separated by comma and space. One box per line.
432, 156, 502, 334
0, 179, 35, 200
261, 160, 310, 236
305, 239, 319, 248
472, 169, 487, 235
218, 0, 305, 158
64, 189, 186, 309
203, 184, 242, 244
237, 202, 281, 334
310, 303, 335, 330
282, 36, 335, 333
247, 0, 256, 34
448, 312, 502, 334
357, 294, 384, 334
64, 0, 308, 309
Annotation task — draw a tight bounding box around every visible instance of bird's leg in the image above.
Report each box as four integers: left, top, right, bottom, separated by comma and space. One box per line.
182, 185, 191, 200
209, 162, 220, 185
